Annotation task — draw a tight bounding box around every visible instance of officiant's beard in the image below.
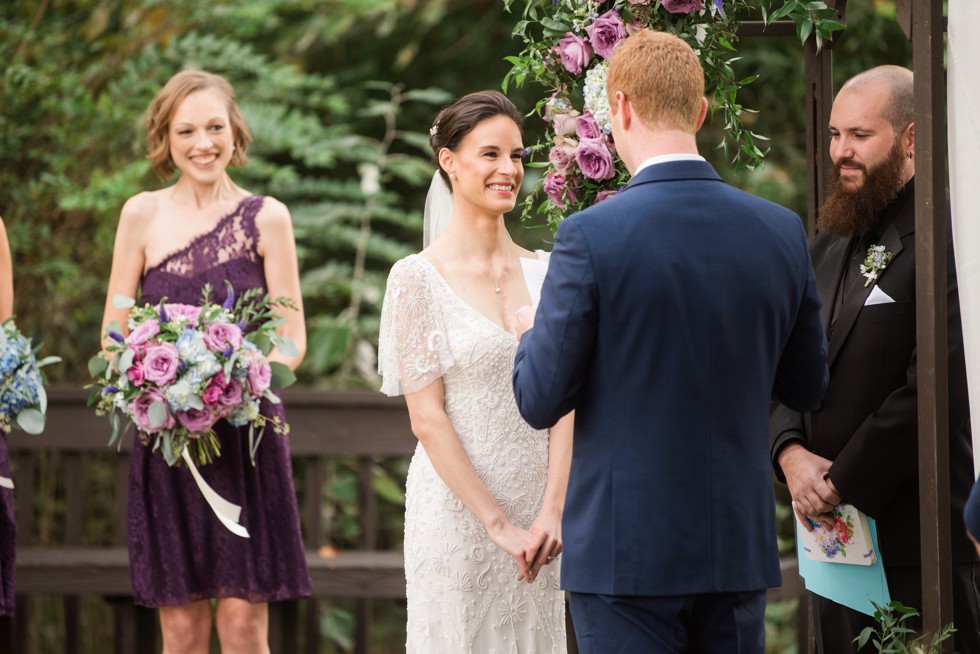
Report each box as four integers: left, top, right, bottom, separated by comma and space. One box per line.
818, 139, 907, 238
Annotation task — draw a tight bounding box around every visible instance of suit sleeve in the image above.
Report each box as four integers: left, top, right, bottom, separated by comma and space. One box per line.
513, 218, 598, 430
829, 220, 965, 518
772, 227, 829, 414
769, 404, 807, 484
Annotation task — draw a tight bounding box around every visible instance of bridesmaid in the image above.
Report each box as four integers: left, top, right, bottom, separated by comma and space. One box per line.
100, 71, 310, 653
0, 215, 14, 618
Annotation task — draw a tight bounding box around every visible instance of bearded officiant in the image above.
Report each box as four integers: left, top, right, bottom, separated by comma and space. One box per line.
770, 65, 980, 653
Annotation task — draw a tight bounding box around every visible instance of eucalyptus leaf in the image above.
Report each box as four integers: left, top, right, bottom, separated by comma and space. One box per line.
269, 361, 297, 390
112, 294, 136, 309
272, 334, 300, 357
37, 383, 48, 414
148, 401, 168, 429
118, 348, 136, 374
14, 408, 45, 435
88, 354, 108, 378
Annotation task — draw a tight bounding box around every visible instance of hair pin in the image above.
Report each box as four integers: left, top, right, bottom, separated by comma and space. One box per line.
429, 124, 439, 136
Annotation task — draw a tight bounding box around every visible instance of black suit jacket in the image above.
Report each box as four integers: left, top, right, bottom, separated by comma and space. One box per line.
771, 179, 978, 567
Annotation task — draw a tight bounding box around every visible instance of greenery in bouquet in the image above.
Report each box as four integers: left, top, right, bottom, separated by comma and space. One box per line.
0, 318, 61, 435
90, 282, 299, 467
503, 0, 844, 230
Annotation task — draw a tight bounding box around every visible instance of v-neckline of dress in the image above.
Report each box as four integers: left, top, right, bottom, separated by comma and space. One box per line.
413, 253, 542, 341
143, 195, 255, 276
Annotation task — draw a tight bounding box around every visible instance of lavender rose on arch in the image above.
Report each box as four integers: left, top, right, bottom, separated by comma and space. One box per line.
661, 0, 705, 14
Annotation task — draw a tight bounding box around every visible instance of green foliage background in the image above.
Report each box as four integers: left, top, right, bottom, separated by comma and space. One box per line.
0, 0, 914, 651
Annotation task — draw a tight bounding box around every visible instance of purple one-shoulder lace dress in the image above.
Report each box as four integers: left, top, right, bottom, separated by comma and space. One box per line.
129, 195, 311, 607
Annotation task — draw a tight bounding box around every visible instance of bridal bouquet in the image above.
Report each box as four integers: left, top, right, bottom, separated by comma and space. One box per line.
0, 318, 61, 435
90, 283, 298, 467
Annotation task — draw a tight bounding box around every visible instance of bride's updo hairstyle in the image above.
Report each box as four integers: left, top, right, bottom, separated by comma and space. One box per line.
144, 69, 252, 180
428, 90, 524, 191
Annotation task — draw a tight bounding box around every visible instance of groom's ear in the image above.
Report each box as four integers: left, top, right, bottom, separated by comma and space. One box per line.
695, 97, 709, 132
614, 91, 631, 129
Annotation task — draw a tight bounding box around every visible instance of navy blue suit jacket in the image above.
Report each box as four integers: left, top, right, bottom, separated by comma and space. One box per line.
513, 160, 828, 596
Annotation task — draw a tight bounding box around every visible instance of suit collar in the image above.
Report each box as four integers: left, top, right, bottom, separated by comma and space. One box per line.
824, 179, 914, 367
621, 159, 723, 191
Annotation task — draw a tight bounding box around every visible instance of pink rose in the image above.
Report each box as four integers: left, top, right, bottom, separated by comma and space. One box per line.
128, 361, 146, 387
203, 321, 243, 353
126, 320, 160, 346
585, 10, 628, 60
246, 358, 273, 396
142, 343, 180, 385
543, 173, 579, 210
165, 304, 202, 327
575, 112, 603, 141
662, 0, 704, 14
130, 389, 175, 431
574, 138, 617, 181
594, 189, 620, 204
202, 384, 222, 406
549, 146, 576, 175
557, 32, 593, 75
552, 109, 580, 137
177, 407, 218, 435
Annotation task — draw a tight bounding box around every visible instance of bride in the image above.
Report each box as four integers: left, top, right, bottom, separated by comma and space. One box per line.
378, 90, 573, 653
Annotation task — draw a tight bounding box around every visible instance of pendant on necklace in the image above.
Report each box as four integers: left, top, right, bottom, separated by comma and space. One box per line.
495, 286, 501, 294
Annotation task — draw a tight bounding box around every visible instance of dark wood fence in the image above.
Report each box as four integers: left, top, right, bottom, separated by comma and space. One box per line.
0, 386, 804, 653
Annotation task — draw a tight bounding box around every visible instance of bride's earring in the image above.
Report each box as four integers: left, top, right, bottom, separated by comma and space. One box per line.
449, 171, 457, 181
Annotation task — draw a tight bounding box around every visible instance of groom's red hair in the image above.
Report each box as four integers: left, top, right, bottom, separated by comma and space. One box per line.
606, 30, 704, 133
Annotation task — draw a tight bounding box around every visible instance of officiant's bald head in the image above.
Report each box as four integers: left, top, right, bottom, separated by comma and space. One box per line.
839, 65, 914, 136
606, 30, 704, 133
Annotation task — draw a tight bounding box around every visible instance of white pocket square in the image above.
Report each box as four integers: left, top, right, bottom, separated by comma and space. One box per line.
865, 285, 895, 306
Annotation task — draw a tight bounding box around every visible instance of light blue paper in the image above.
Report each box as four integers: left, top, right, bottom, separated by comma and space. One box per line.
796, 516, 891, 617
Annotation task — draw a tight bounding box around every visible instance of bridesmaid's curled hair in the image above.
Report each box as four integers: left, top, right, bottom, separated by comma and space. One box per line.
144, 70, 252, 180
429, 90, 524, 189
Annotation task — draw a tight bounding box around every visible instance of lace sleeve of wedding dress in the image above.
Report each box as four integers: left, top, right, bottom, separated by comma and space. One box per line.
423, 171, 453, 248
377, 257, 454, 396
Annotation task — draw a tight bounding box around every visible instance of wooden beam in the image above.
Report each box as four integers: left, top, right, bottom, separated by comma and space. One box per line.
912, 0, 953, 646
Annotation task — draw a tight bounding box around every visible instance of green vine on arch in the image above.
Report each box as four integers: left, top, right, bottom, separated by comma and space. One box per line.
503, 0, 843, 230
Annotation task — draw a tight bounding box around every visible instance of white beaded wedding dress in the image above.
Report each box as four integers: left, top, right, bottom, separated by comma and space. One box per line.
379, 253, 566, 654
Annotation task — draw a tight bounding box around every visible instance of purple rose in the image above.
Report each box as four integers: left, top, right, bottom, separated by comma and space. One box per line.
543, 173, 579, 210
177, 407, 218, 435
553, 109, 580, 137
203, 321, 243, 353
165, 304, 202, 327
130, 388, 175, 431
128, 361, 146, 387
246, 358, 273, 396
662, 0, 704, 14
126, 320, 160, 346
586, 10, 628, 60
574, 138, 617, 181
557, 32, 593, 75
549, 145, 576, 175
216, 378, 244, 415
142, 343, 180, 385
575, 112, 603, 140
593, 189, 620, 204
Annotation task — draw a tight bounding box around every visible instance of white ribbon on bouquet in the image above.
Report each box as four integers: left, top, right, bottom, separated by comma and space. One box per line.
0, 476, 13, 490
181, 448, 250, 538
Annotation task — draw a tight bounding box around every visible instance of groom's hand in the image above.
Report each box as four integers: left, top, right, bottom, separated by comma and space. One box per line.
515, 305, 535, 339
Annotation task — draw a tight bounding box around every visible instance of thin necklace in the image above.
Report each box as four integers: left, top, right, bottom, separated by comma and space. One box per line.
487, 265, 506, 293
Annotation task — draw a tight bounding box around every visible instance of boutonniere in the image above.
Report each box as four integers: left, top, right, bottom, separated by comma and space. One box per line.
860, 244, 894, 287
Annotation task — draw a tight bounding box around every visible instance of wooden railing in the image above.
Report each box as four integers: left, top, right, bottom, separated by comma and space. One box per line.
0, 386, 804, 653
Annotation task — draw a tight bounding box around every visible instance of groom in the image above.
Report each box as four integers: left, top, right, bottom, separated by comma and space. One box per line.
512, 30, 828, 653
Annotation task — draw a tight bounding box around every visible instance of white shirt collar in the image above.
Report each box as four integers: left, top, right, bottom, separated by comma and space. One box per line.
634, 153, 706, 177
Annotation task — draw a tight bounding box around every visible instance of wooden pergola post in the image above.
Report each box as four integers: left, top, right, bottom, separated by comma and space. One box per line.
909, 0, 954, 645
